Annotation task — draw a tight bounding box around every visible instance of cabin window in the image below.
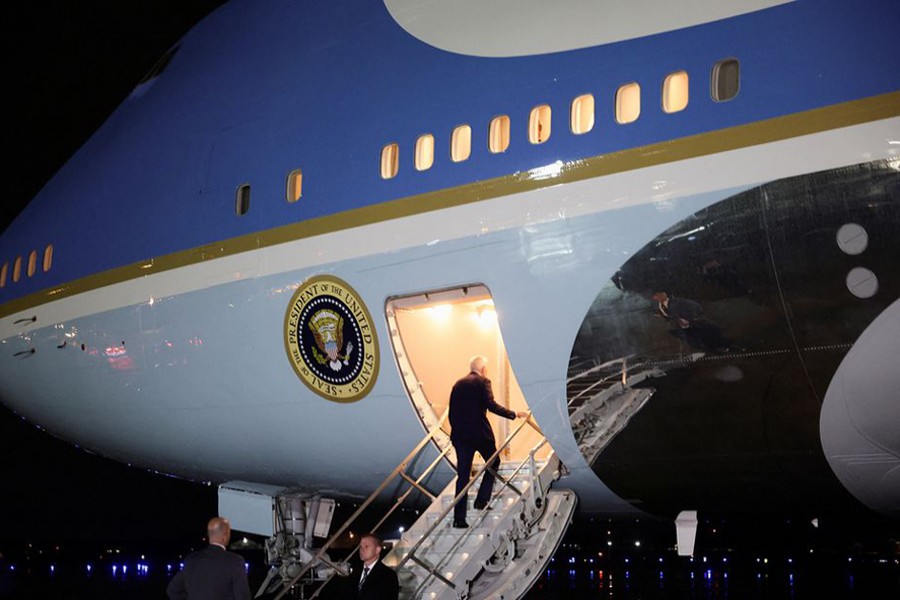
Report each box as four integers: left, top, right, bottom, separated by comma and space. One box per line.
488, 116, 510, 153
381, 143, 399, 178
711, 58, 740, 102
451, 125, 471, 162
616, 83, 641, 124
43, 245, 53, 273
529, 105, 551, 144
416, 134, 435, 171
287, 169, 303, 202
235, 184, 251, 215
13, 256, 21, 283
570, 94, 595, 134
662, 71, 689, 113
0, 263, 6, 288
27, 251, 37, 277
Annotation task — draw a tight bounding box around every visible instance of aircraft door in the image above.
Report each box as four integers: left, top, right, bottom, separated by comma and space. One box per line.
386, 285, 548, 463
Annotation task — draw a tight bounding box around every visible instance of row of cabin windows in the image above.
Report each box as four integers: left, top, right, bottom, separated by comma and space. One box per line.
233, 168, 304, 216
228, 60, 737, 214
381, 58, 740, 179
0, 245, 54, 288
1, 63, 739, 276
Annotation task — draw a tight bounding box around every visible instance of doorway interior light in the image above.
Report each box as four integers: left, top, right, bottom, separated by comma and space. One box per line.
477, 306, 497, 327
429, 304, 452, 320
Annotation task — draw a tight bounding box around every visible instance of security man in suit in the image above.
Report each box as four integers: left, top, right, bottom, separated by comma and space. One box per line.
166, 516, 251, 600
354, 533, 399, 599
449, 355, 528, 528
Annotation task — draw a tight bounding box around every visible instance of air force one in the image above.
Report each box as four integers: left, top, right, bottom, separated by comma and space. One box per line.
2, 0, 899, 596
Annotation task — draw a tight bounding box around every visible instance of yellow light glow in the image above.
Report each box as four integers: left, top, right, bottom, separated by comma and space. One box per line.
43, 245, 54, 273
381, 143, 399, 179
416, 134, 434, 171
287, 168, 303, 202
616, 82, 640, 124
529, 104, 552, 144
571, 94, 595, 134
429, 304, 452, 320
662, 71, 689, 113
477, 307, 497, 328
489, 115, 510, 153
451, 125, 472, 162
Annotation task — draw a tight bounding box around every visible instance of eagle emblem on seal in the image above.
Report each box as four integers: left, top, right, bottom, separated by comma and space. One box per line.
284, 274, 379, 402
309, 308, 354, 371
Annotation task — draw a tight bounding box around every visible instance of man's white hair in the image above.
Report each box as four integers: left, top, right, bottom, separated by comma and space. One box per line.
469, 355, 488, 373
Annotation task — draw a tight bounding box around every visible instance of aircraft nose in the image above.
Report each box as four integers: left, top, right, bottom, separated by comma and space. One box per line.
820, 298, 900, 518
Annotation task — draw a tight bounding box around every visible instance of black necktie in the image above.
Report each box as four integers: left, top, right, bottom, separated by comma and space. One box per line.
359, 565, 370, 590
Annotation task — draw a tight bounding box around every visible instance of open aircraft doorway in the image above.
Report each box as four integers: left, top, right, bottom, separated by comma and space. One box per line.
386, 285, 551, 465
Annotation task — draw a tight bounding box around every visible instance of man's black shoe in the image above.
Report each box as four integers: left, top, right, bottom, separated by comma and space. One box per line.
473, 501, 492, 511
452, 520, 469, 529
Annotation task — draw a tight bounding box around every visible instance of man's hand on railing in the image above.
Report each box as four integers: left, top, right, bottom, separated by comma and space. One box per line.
516, 411, 529, 419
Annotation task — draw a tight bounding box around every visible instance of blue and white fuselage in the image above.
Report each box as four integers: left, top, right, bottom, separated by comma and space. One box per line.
1, 0, 898, 519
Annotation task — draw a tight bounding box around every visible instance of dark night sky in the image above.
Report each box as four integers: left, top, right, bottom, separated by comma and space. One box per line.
1, 2, 227, 544
3, 0, 899, 561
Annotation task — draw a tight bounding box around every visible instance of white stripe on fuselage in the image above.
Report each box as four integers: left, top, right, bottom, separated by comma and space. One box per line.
384, 0, 792, 57
2, 116, 898, 339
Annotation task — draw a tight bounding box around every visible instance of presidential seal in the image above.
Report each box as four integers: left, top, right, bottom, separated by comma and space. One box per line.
284, 275, 379, 402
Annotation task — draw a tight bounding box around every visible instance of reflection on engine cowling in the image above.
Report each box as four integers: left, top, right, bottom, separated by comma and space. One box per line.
568, 160, 900, 517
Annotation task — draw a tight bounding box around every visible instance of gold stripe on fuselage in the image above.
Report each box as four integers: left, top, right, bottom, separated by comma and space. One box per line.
2, 91, 899, 319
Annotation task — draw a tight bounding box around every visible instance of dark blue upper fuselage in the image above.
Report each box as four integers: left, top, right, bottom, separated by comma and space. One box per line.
1, 0, 898, 305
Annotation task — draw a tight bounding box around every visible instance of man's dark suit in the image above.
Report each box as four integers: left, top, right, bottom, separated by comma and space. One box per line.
355, 560, 399, 600
448, 371, 516, 524
166, 544, 251, 600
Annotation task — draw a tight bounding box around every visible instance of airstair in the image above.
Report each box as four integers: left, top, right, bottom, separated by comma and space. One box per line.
265, 412, 576, 600
567, 356, 665, 465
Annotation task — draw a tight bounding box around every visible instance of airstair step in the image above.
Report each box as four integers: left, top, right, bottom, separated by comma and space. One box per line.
386, 452, 574, 600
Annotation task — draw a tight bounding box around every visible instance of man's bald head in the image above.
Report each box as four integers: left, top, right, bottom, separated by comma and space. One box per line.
207, 517, 232, 546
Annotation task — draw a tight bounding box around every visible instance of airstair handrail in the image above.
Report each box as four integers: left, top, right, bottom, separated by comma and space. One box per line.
394, 412, 544, 580
568, 354, 647, 405
271, 410, 451, 600
400, 416, 552, 597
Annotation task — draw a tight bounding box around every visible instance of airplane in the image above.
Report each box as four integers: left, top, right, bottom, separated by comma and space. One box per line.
1, 0, 898, 596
